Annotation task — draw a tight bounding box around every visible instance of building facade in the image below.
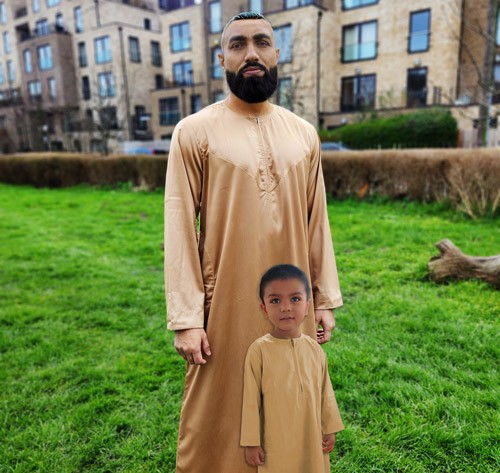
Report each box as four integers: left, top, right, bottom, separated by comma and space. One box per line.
0, 0, 498, 152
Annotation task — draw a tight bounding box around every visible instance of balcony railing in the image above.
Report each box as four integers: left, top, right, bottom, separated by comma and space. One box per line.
110, 0, 156, 12
20, 23, 70, 42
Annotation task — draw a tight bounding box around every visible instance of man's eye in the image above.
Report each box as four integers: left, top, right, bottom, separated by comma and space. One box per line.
230, 43, 242, 49
258, 41, 270, 47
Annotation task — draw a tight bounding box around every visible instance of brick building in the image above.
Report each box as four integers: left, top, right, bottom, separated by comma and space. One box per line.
0, 0, 497, 152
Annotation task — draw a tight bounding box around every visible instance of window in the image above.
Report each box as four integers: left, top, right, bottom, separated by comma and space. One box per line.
173, 60, 192, 85
406, 67, 427, 107
284, 0, 312, 8
249, 0, 263, 13
159, 0, 195, 11
32, 0, 41, 13
212, 47, 223, 79
74, 7, 83, 33
78, 42, 87, 67
497, 9, 500, 45
0, 63, 5, 85
24, 50, 33, 73
46, 0, 60, 7
144, 18, 151, 30
409, 10, 430, 53
28, 80, 42, 100
209, 1, 222, 34
38, 44, 53, 70
48, 77, 56, 100
99, 106, 118, 129
55, 13, 64, 31
82, 76, 91, 100
274, 25, 292, 63
7, 60, 14, 82
342, 21, 377, 62
170, 21, 191, 52
135, 105, 147, 131
0, 3, 7, 24
95, 36, 112, 64
3, 32, 11, 54
191, 94, 202, 114
213, 90, 225, 102
98, 72, 115, 97
342, 0, 377, 9
341, 74, 376, 112
155, 74, 164, 89
159, 97, 180, 125
151, 41, 162, 66
278, 77, 293, 110
36, 19, 49, 35
129, 37, 141, 63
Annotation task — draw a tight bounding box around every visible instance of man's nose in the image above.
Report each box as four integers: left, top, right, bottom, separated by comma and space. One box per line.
245, 43, 259, 62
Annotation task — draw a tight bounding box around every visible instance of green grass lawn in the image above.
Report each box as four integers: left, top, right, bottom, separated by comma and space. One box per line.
0, 184, 498, 472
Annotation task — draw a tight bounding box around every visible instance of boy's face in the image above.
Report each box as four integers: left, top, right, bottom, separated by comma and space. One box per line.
260, 278, 310, 339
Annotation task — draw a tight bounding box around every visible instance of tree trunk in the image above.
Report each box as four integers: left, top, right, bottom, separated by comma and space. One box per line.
428, 239, 500, 289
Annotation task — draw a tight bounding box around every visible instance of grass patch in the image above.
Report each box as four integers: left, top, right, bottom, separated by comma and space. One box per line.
0, 184, 498, 472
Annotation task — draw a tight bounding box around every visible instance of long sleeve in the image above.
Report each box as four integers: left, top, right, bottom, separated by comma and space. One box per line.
320, 352, 344, 435
240, 344, 263, 447
164, 123, 206, 330
307, 134, 343, 309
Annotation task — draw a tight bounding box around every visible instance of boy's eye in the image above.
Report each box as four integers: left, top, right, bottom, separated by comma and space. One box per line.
291, 296, 301, 302
270, 298, 280, 304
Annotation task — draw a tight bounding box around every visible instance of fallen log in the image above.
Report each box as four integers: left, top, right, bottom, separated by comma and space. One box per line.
428, 239, 500, 289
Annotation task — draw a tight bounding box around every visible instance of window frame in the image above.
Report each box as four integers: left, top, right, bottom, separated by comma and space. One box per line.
342, 0, 378, 11
212, 46, 223, 79
170, 21, 191, 53
340, 73, 377, 112
38, 44, 53, 71
209, 1, 222, 34
406, 67, 428, 108
98, 71, 115, 98
341, 20, 378, 63
129, 36, 141, 63
24, 49, 33, 73
74, 6, 84, 33
46, 0, 61, 8
94, 36, 112, 64
78, 42, 87, 68
48, 77, 56, 100
28, 80, 42, 100
82, 76, 91, 101
284, 0, 313, 9
408, 9, 431, 54
274, 23, 293, 64
151, 41, 162, 67
173, 60, 192, 86
3, 31, 11, 54
159, 97, 180, 126
277, 77, 293, 111
0, 2, 7, 24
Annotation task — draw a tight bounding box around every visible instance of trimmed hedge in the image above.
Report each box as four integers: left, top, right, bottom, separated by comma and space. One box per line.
0, 153, 168, 190
319, 108, 458, 149
0, 148, 498, 217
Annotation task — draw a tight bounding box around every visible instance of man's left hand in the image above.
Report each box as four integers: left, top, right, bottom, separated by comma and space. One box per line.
314, 309, 335, 344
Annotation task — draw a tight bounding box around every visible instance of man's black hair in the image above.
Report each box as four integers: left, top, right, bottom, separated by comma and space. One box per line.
259, 264, 311, 302
221, 11, 273, 50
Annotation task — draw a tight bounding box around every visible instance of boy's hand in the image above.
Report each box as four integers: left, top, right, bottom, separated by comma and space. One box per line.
322, 433, 336, 453
174, 328, 211, 365
245, 446, 265, 467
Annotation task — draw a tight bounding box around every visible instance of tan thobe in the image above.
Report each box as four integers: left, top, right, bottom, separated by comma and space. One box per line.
164, 100, 342, 473
241, 333, 344, 472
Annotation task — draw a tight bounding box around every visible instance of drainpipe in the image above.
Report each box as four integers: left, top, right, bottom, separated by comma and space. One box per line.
316, 10, 323, 129
118, 26, 132, 140
94, 0, 101, 28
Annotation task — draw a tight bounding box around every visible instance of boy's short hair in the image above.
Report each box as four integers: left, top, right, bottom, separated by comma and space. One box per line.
259, 264, 311, 302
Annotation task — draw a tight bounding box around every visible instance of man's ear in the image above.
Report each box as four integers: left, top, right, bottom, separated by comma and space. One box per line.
275, 48, 280, 62
218, 51, 225, 70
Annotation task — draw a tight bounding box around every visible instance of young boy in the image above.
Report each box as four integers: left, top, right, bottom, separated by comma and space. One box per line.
240, 264, 344, 472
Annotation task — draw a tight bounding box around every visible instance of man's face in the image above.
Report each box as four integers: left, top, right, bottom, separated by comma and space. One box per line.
219, 19, 280, 103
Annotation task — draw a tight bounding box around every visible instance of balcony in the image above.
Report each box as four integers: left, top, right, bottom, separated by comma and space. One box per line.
19, 23, 70, 42
0, 88, 23, 108
110, 0, 156, 12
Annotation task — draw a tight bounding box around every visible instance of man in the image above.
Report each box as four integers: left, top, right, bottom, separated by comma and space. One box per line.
164, 12, 342, 473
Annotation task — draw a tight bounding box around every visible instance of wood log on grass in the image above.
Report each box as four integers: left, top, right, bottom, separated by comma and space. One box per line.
428, 239, 500, 289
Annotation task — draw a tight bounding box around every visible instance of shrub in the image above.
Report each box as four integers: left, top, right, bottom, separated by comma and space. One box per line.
319, 108, 458, 149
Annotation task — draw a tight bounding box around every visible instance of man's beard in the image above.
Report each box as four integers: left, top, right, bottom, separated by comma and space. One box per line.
225, 62, 278, 104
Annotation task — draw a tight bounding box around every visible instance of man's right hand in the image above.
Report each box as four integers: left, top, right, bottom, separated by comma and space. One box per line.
174, 328, 211, 365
